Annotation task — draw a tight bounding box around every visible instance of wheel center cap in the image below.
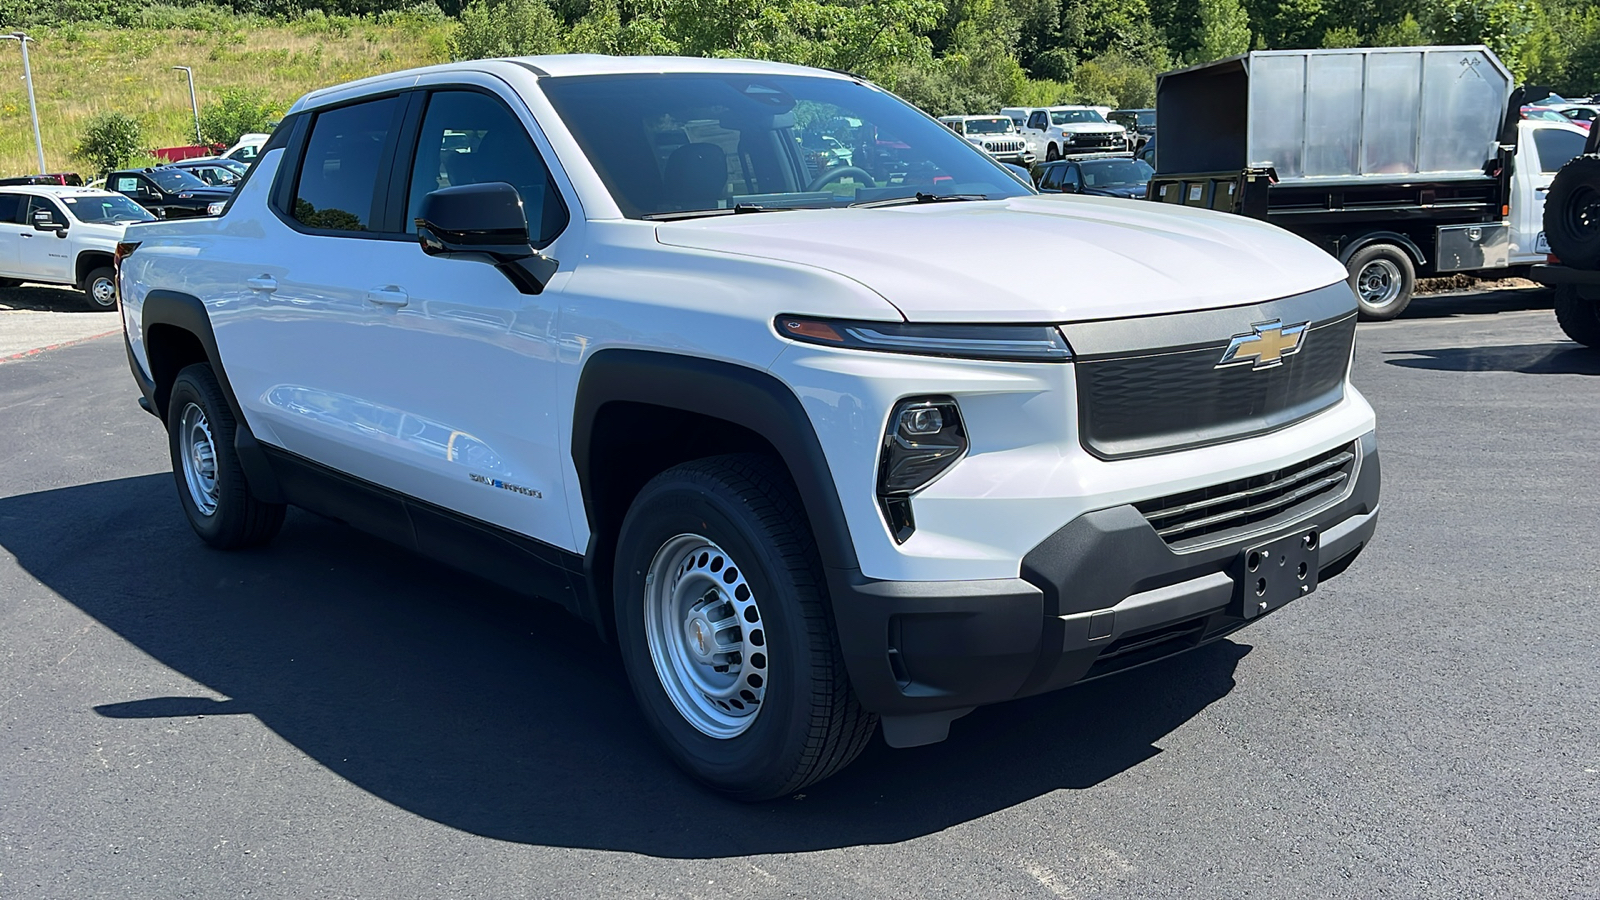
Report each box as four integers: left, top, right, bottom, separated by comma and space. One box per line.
684, 614, 715, 662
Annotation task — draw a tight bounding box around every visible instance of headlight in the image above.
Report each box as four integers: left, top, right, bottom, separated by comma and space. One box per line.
777, 316, 1072, 362
207, 201, 225, 216
878, 397, 967, 543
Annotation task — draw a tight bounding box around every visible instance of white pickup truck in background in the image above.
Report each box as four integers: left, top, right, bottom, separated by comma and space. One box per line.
0, 186, 154, 309
1000, 105, 1129, 160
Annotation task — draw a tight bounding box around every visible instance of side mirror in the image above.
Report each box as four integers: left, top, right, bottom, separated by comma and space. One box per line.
32, 211, 55, 231
415, 181, 558, 295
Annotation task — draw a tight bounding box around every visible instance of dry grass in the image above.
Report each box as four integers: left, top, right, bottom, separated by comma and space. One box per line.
0, 18, 453, 176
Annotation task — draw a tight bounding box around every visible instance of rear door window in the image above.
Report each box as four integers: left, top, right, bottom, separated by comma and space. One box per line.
292, 96, 401, 233
0, 193, 20, 224
404, 90, 568, 246
1533, 127, 1587, 173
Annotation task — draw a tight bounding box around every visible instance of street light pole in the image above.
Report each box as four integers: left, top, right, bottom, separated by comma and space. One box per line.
172, 65, 201, 145
4, 32, 47, 175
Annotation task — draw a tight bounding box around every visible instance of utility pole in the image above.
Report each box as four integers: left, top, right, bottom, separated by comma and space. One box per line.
3, 32, 47, 175
172, 65, 201, 145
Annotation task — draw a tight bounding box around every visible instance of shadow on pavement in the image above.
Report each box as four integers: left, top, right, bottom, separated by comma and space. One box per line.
0, 283, 103, 313
1384, 343, 1600, 375
0, 474, 1245, 858
1395, 285, 1554, 320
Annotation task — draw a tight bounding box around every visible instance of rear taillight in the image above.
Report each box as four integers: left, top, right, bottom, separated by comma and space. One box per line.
114, 241, 140, 264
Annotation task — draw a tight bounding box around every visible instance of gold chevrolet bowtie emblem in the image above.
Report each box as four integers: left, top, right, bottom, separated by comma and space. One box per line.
1216, 320, 1309, 370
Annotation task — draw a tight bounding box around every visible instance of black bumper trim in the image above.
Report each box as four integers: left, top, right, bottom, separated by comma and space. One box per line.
830, 432, 1380, 722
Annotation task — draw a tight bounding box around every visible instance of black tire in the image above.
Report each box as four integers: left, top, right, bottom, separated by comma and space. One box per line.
167, 364, 285, 549
1543, 155, 1600, 270
613, 454, 876, 801
1554, 284, 1600, 347
1045, 143, 1060, 162
1346, 243, 1416, 321
0, 277, 20, 289
82, 266, 117, 310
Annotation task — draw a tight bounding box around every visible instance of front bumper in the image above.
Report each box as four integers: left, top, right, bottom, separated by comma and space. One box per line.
829, 431, 1380, 747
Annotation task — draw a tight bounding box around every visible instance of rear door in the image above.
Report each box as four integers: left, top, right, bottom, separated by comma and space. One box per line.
0, 192, 22, 277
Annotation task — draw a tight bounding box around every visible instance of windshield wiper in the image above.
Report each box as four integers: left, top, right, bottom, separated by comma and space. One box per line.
641, 204, 801, 221
849, 192, 991, 209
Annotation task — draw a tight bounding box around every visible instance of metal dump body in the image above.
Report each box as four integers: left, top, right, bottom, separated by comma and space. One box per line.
1155, 46, 1512, 183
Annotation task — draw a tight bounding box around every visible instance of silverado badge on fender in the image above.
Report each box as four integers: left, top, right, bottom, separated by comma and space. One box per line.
1217, 319, 1309, 370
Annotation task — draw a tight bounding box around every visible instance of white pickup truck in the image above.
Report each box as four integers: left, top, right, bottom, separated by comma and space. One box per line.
1001, 105, 1129, 161
120, 56, 1380, 799
0, 186, 154, 308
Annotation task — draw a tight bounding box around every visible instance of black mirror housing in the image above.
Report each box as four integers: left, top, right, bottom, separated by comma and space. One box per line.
416, 182, 558, 294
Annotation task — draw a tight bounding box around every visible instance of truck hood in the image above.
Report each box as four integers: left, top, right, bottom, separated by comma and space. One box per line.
654, 195, 1350, 322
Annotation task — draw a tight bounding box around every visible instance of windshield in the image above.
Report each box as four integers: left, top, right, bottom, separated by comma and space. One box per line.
541, 73, 1030, 218
964, 118, 1013, 134
1051, 109, 1107, 125
1080, 159, 1154, 187
61, 193, 156, 224
147, 168, 210, 192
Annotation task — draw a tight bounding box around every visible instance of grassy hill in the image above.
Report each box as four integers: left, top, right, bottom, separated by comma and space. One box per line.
0, 13, 453, 176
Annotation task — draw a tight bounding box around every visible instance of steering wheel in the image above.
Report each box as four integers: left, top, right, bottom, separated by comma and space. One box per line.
806, 166, 877, 192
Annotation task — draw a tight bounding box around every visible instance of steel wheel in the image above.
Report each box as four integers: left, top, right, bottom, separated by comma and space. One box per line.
178, 402, 220, 517
89, 275, 117, 308
643, 533, 769, 739
1357, 258, 1403, 309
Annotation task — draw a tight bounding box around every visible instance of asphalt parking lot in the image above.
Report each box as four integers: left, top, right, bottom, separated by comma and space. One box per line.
1, 284, 1597, 899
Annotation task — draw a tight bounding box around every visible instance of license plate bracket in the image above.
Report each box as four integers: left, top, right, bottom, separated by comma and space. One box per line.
1230, 528, 1321, 619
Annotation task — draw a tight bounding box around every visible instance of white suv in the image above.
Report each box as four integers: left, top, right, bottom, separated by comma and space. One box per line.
1002, 105, 1128, 160
120, 56, 1380, 799
0, 186, 154, 308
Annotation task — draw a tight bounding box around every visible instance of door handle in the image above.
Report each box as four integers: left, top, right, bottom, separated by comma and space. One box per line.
365, 286, 408, 308
245, 275, 277, 292
19, 232, 31, 238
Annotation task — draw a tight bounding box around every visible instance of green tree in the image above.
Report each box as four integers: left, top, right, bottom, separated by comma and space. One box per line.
72, 111, 143, 175
1194, 0, 1250, 61
451, 0, 565, 58
1428, 0, 1540, 77
199, 89, 280, 146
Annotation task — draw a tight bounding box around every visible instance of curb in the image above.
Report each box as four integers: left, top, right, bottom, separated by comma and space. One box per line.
0, 328, 122, 364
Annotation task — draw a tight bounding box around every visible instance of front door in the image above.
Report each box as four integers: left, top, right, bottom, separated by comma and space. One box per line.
17, 196, 72, 282
1513, 124, 1588, 264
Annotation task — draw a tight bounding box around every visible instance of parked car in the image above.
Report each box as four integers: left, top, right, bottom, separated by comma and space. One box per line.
937, 114, 1034, 166
1001, 105, 1128, 160
105, 167, 232, 219
120, 55, 1379, 800
1108, 108, 1156, 150
1524, 105, 1590, 130
223, 133, 272, 165
1035, 154, 1154, 199
162, 158, 248, 187
0, 185, 154, 308
0, 173, 84, 187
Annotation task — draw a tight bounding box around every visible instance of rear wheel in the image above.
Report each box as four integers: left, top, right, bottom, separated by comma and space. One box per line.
167, 364, 285, 549
1347, 243, 1416, 320
1554, 284, 1600, 346
83, 266, 117, 310
613, 454, 876, 800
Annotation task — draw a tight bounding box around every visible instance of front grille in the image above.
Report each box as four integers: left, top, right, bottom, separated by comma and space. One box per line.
1069, 133, 1119, 147
1067, 301, 1356, 459
986, 140, 1025, 153
1135, 441, 1358, 547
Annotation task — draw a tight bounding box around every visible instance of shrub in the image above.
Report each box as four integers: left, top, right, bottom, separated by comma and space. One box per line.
73, 112, 144, 175
199, 88, 281, 147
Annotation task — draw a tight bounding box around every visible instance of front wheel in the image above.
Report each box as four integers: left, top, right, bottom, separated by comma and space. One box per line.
1045, 143, 1060, 162
613, 454, 876, 800
167, 363, 286, 549
1347, 243, 1416, 321
1554, 284, 1600, 347
83, 266, 117, 310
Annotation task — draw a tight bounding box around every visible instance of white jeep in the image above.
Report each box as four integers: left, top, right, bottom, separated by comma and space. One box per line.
937, 114, 1035, 166
120, 56, 1380, 800
0, 186, 154, 308
1002, 105, 1129, 160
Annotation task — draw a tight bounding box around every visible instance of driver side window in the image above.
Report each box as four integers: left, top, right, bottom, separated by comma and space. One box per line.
1028, 112, 1047, 130
26, 196, 65, 227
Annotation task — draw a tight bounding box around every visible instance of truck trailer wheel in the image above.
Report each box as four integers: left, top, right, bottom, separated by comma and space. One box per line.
613, 454, 876, 801
1543, 156, 1600, 270
1554, 285, 1600, 347
1347, 243, 1415, 320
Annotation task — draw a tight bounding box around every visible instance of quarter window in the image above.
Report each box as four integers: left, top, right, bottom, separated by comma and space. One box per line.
406, 90, 569, 246
292, 96, 400, 233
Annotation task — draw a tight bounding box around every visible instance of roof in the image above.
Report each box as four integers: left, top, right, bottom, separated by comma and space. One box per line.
292, 55, 851, 113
